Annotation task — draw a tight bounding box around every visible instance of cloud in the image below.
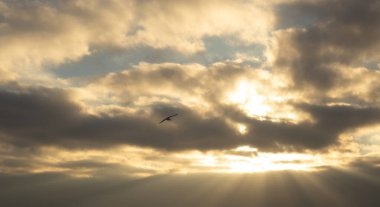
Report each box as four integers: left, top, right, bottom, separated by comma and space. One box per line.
1, 2, 380, 203
0, 0, 274, 83
0, 84, 244, 151
0, 0, 135, 82
89, 62, 252, 108
90, 61, 380, 152
127, 0, 274, 53
220, 103, 380, 151
2, 65, 380, 153
0, 0, 379, 156
326, 65, 380, 105
273, 0, 380, 92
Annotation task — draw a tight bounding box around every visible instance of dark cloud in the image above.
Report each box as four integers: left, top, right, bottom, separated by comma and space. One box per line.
56, 159, 156, 178
222, 103, 380, 151
1, 84, 380, 152
0, 85, 242, 151
275, 0, 380, 91
253, 104, 380, 151
1, 161, 380, 207
0, 86, 82, 147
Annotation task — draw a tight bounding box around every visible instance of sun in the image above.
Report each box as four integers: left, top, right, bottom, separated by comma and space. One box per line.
226, 79, 309, 124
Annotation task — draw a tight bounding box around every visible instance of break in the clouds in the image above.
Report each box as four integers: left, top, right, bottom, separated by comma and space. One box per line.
0, 0, 380, 191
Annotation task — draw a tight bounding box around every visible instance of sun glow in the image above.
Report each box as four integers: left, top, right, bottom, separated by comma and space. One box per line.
236, 123, 248, 134
227, 80, 271, 117
226, 153, 317, 173
226, 80, 309, 123
220, 146, 321, 173
172, 146, 339, 174
14, 144, 355, 178
181, 144, 357, 174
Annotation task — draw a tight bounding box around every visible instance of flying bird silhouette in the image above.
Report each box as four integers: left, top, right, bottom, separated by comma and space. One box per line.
159, 114, 178, 124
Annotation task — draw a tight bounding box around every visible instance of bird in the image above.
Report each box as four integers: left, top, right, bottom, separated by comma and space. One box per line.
159, 114, 178, 124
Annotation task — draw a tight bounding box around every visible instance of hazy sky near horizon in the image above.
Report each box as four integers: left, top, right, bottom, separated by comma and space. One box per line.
0, 0, 380, 206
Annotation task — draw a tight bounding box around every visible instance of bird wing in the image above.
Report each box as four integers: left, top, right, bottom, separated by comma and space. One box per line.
159, 114, 178, 124
168, 114, 178, 118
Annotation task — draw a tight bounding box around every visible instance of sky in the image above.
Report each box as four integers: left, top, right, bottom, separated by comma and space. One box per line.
0, 0, 380, 206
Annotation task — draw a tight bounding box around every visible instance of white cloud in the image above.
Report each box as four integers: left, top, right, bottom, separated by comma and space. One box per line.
0, 0, 134, 82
